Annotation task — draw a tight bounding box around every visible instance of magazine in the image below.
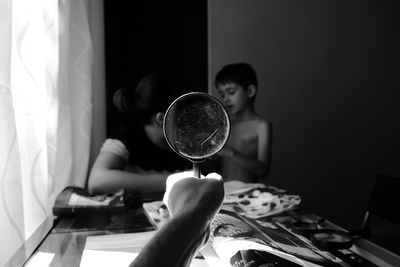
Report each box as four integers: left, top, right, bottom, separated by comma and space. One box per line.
52, 186, 139, 216
208, 209, 342, 267
222, 182, 301, 219
142, 181, 302, 226
142, 182, 341, 266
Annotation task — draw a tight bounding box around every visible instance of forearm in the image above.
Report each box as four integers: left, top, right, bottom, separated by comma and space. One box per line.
129, 212, 208, 267
130, 173, 224, 267
88, 169, 167, 194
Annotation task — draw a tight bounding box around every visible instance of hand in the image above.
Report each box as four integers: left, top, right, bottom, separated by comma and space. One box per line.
163, 171, 224, 222
130, 172, 224, 267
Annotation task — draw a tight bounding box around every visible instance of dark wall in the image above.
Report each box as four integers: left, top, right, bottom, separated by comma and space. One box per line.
209, 0, 400, 229
104, 1, 207, 133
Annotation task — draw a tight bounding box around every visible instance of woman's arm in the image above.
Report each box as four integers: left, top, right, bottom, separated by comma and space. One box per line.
88, 150, 168, 195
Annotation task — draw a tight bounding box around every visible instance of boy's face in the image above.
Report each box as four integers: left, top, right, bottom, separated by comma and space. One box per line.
216, 82, 252, 116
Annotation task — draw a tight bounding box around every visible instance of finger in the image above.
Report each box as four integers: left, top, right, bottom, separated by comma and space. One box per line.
203, 172, 222, 181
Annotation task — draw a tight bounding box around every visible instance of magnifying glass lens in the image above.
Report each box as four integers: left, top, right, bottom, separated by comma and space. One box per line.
163, 92, 230, 177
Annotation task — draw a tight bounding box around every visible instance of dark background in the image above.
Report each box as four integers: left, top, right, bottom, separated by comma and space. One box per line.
208, 0, 400, 230
103, 0, 400, 234
104, 1, 208, 134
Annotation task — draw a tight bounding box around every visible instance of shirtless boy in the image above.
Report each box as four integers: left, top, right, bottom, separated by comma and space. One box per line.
215, 63, 272, 183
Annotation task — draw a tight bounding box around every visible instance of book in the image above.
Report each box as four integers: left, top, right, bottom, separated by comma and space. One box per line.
52, 186, 139, 217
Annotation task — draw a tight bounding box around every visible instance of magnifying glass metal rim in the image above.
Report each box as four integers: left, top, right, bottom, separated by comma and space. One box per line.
163, 91, 231, 162
163, 91, 231, 176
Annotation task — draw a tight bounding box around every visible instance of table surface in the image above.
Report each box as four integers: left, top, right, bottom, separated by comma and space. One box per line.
5, 208, 156, 267
6, 207, 400, 267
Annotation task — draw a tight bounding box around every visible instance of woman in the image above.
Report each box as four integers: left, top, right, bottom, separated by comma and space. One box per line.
88, 72, 192, 195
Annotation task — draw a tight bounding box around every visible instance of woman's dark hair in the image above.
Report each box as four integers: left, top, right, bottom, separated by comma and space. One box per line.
114, 72, 192, 124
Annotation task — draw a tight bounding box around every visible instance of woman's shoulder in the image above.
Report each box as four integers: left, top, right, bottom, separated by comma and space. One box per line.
102, 138, 127, 147
100, 138, 130, 162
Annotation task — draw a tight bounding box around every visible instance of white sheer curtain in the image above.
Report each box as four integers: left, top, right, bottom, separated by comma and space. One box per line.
0, 0, 104, 264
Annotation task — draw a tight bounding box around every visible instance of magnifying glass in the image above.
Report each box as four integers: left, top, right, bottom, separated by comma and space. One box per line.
163, 92, 231, 178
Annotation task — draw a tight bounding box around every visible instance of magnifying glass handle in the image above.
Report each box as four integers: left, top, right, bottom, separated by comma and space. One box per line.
193, 162, 201, 178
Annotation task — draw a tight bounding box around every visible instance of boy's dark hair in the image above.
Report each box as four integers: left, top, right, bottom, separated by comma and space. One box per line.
215, 63, 258, 89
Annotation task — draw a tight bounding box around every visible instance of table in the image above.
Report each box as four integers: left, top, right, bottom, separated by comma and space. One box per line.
254, 211, 400, 267
6, 206, 400, 267
5, 209, 156, 267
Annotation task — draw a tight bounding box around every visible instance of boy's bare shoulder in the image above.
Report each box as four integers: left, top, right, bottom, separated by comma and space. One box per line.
254, 117, 271, 126
255, 118, 272, 133
234, 117, 271, 134
245, 116, 272, 128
